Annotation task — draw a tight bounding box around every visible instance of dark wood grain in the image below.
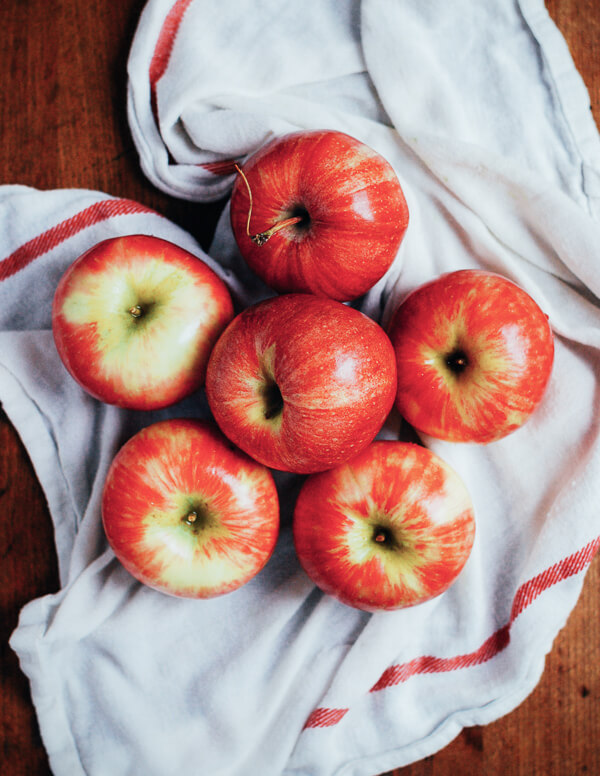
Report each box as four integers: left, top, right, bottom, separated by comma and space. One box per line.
0, 1, 598, 774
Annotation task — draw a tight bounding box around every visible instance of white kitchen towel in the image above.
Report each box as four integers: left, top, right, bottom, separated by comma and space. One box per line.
4, 1, 600, 775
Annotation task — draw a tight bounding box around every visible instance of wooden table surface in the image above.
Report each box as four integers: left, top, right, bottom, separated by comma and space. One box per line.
1, 2, 598, 774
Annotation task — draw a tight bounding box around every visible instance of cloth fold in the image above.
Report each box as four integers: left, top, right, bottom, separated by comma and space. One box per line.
4, 1, 600, 774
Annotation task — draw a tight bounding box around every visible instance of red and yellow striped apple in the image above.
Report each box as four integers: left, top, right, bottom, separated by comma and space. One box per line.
101, 418, 279, 598
293, 441, 476, 611
387, 270, 554, 443
52, 234, 234, 410
205, 293, 397, 474
230, 129, 409, 302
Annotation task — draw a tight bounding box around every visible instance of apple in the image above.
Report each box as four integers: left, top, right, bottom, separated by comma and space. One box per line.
230, 129, 409, 302
387, 269, 555, 443
101, 418, 279, 598
293, 441, 476, 611
52, 234, 234, 410
205, 293, 397, 474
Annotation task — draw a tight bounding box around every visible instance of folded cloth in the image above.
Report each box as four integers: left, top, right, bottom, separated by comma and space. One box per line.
5, 1, 600, 775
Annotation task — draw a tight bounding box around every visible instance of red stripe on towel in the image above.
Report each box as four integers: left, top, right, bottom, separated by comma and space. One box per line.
0, 198, 158, 281
370, 625, 511, 693
148, 1, 241, 177
305, 625, 510, 727
510, 537, 600, 621
200, 159, 240, 176
303, 707, 349, 729
149, 0, 194, 121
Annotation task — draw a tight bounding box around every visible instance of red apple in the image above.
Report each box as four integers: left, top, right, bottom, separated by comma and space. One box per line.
230, 129, 409, 302
205, 293, 397, 474
387, 270, 554, 443
101, 418, 279, 598
293, 441, 475, 611
52, 234, 234, 410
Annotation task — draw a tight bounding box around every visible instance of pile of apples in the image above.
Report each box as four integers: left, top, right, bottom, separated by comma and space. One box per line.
52, 130, 554, 611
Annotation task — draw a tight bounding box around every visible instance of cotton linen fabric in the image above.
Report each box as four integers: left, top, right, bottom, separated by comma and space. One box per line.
4, 1, 600, 774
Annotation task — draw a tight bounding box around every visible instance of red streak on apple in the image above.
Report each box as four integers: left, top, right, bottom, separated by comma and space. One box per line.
293, 441, 476, 611
230, 130, 409, 302
388, 270, 555, 443
205, 293, 397, 474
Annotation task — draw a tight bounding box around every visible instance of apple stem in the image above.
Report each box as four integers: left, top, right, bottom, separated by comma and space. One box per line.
374, 533, 386, 543
129, 304, 143, 318
184, 510, 198, 525
234, 164, 254, 238
234, 163, 302, 246
251, 216, 304, 246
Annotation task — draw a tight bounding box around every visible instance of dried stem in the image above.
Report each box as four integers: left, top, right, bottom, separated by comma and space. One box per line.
234, 163, 303, 246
